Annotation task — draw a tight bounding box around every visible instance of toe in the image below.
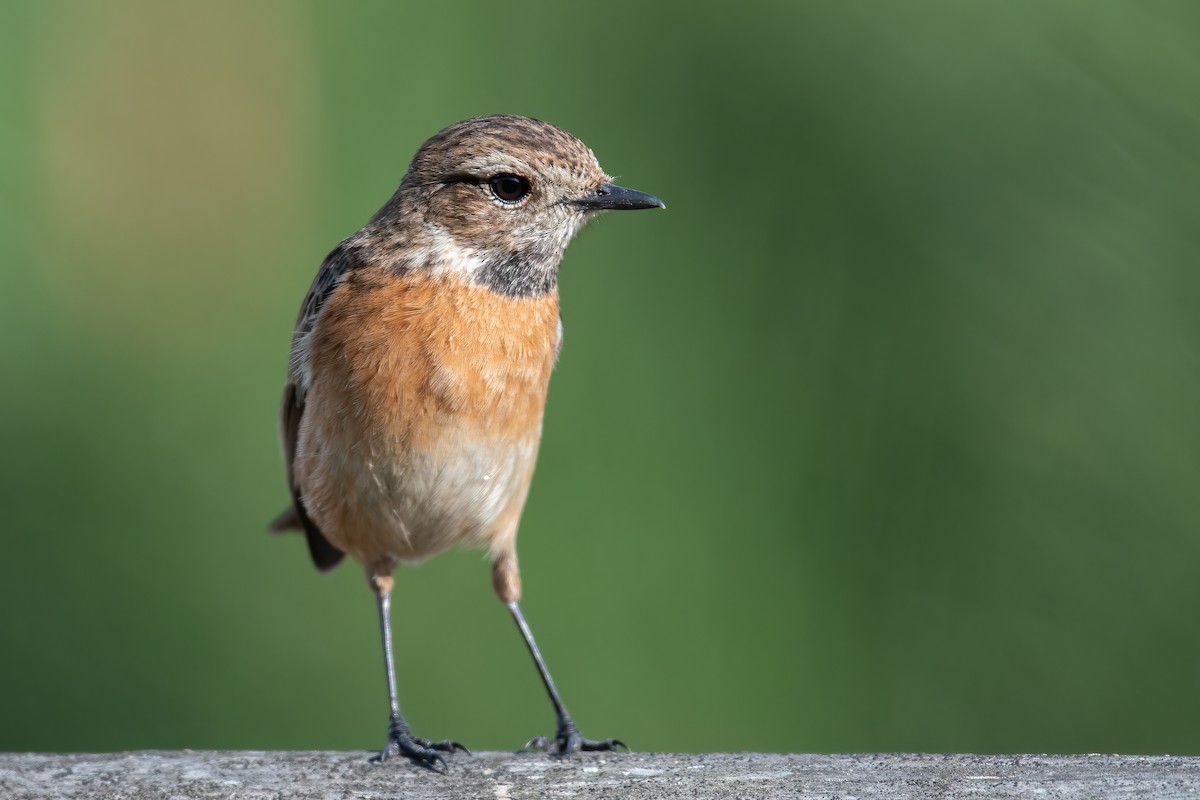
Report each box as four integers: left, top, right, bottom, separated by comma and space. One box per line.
417, 738, 471, 755
581, 737, 627, 752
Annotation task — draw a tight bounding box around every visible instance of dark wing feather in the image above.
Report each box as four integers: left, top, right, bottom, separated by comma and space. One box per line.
294, 244, 355, 342
269, 243, 365, 572
276, 382, 344, 570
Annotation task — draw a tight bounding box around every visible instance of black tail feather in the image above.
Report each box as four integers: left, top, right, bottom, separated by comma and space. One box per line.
268, 501, 345, 572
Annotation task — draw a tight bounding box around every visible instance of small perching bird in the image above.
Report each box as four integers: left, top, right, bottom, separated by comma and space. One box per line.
271, 115, 664, 770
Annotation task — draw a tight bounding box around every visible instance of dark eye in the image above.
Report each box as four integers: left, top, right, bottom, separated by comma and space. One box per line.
489, 174, 530, 203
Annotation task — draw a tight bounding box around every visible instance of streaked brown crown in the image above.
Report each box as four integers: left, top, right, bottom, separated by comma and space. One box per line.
404, 115, 608, 191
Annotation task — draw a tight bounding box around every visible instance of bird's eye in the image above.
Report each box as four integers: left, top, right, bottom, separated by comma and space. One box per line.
489, 174, 531, 204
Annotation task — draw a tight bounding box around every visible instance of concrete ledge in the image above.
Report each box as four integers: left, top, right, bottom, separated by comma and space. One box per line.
2, 750, 1198, 799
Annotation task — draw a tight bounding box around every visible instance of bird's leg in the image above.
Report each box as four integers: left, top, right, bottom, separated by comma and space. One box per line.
371, 575, 468, 770
493, 557, 626, 756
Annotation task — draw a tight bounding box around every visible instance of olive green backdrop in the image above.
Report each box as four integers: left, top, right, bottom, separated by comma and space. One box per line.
2, 0, 1199, 756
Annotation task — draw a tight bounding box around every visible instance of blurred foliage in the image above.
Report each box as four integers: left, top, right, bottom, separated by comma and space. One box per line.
2, 0, 1200, 756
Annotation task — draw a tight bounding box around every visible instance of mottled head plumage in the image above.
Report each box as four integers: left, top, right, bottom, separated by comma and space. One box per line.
360, 115, 662, 297
404, 115, 608, 194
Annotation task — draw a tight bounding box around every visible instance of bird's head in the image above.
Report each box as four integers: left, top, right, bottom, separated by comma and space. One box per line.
375, 115, 663, 297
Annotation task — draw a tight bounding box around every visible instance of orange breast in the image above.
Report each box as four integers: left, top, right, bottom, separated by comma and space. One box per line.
312, 271, 560, 444
295, 270, 561, 569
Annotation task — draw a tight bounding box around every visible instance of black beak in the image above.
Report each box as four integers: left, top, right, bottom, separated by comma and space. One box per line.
571, 182, 665, 211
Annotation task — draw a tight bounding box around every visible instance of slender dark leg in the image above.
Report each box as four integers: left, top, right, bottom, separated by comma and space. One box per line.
508, 601, 626, 755
372, 577, 468, 770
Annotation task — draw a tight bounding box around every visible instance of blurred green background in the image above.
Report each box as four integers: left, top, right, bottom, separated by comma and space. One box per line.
3, 0, 1200, 757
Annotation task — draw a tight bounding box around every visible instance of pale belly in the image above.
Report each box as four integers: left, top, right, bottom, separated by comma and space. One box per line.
297, 422, 541, 569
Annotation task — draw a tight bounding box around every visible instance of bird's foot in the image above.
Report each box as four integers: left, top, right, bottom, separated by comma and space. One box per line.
373, 716, 469, 772
524, 717, 626, 757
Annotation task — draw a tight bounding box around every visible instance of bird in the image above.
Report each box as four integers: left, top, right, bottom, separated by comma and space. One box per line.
270, 114, 664, 770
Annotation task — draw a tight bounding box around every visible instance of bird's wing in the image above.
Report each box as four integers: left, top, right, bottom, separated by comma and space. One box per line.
271, 243, 364, 571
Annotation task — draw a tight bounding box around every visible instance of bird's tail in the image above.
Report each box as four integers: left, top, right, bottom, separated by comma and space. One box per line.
268, 505, 302, 532
267, 502, 345, 571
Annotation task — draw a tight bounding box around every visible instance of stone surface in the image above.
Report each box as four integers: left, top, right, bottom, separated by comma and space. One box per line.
1, 750, 1198, 799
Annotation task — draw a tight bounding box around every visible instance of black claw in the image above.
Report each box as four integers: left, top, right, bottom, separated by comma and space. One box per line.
418, 738, 471, 755
376, 725, 468, 771
524, 720, 627, 757
376, 740, 446, 772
